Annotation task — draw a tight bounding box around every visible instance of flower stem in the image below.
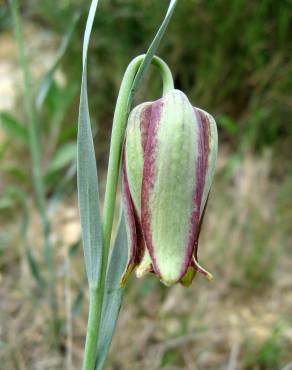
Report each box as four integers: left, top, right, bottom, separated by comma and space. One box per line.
82, 54, 174, 370
102, 55, 174, 268
81, 287, 103, 370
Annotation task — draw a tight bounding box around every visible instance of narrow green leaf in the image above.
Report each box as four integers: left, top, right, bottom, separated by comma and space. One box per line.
68, 239, 81, 258
2, 165, 28, 183
7, 187, 45, 288
95, 211, 128, 370
36, 12, 80, 110
48, 161, 77, 214
219, 114, 238, 134
71, 286, 85, 318
0, 112, 28, 145
127, 0, 178, 111
77, 0, 102, 289
18, 191, 45, 289
47, 142, 77, 173
25, 248, 45, 289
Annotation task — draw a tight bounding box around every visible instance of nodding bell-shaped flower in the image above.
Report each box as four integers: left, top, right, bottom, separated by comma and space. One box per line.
121, 89, 218, 287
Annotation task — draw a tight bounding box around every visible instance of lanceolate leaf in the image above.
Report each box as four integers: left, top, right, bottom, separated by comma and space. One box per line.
95, 211, 128, 370
77, 0, 102, 289
127, 0, 178, 112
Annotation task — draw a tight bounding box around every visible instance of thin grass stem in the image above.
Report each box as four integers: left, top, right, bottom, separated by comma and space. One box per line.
9, 0, 59, 339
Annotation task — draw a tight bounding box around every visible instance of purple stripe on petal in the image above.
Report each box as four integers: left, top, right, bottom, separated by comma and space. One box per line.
194, 107, 211, 215
190, 195, 213, 282
179, 108, 210, 278
193, 195, 209, 261
121, 145, 144, 283
194, 109, 212, 253
141, 99, 164, 277
139, 103, 152, 153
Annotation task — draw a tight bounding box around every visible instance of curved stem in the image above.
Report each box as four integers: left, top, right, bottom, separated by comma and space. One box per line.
102, 54, 173, 268
152, 56, 174, 95
82, 54, 173, 370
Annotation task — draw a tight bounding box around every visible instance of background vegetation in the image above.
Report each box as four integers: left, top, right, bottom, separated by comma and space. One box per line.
0, 1, 291, 369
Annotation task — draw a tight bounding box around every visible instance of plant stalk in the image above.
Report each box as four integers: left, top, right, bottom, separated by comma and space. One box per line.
10, 0, 59, 338
82, 55, 174, 370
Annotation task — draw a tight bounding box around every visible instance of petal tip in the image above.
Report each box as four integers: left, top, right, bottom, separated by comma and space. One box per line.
119, 263, 136, 288
193, 258, 213, 281
136, 265, 151, 279
180, 266, 197, 287
206, 272, 213, 281
160, 278, 175, 287
136, 251, 153, 279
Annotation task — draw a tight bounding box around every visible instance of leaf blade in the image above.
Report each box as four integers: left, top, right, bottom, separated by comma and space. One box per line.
77, 0, 102, 289
95, 211, 128, 370
36, 12, 80, 110
47, 142, 77, 173
0, 112, 28, 145
7, 187, 45, 288
127, 0, 178, 111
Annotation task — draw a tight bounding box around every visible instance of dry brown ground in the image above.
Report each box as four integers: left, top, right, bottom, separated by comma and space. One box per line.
1, 151, 292, 370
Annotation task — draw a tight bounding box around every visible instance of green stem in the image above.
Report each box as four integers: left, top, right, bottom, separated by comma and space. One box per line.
82, 287, 103, 370
10, 0, 59, 338
82, 54, 174, 370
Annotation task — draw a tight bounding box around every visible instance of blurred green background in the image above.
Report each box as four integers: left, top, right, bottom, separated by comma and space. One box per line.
0, 1, 291, 369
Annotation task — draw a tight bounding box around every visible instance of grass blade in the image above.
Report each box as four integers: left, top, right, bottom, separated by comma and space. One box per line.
47, 142, 77, 173
36, 12, 80, 110
95, 211, 128, 370
8, 187, 45, 289
10, 0, 59, 335
127, 0, 178, 111
77, 0, 102, 289
0, 112, 28, 145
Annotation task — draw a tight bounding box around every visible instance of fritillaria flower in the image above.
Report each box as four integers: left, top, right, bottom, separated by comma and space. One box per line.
121, 89, 218, 287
